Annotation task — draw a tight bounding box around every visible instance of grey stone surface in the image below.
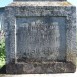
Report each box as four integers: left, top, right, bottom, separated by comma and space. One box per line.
16, 17, 66, 62
4, 1, 76, 74
14, 0, 67, 1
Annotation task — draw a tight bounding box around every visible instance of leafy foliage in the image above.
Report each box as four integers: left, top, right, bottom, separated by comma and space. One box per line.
0, 38, 5, 61
0, 31, 5, 68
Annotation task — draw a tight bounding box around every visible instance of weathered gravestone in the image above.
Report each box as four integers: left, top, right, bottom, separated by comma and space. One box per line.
4, 0, 76, 74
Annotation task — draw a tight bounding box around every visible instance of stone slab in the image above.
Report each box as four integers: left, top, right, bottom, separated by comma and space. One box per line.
16, 16, 66, 62
14, 0, 67, 1
4, 2, 76, 74
6, 61, 76, 74
8, 2, 72, 6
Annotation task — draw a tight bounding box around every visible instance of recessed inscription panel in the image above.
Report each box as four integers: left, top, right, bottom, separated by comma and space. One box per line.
16, 17, 66, 63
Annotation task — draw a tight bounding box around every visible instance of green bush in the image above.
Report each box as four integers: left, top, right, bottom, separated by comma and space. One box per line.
0, 36, 5, 68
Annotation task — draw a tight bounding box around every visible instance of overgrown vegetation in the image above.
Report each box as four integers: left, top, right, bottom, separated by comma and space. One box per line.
0, 31, 5, 68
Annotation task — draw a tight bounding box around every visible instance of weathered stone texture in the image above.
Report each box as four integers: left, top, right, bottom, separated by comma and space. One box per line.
4, 1, 76, 74
16, 16, 66, 62
14, 0, 67, 1
6, 61, 76, 74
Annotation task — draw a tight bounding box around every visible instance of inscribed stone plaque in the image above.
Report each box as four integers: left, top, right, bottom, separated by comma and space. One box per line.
16, 16, 66, 63
5, 1, 76, 73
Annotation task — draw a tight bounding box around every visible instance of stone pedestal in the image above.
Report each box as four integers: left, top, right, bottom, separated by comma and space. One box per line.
4, 0, 76, 74
13, 0, 67, 1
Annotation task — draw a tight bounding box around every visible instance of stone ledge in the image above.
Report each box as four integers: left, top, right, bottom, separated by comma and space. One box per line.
8, 1, 72, 6
6, 61, 76, 74
14, 0, 67, 1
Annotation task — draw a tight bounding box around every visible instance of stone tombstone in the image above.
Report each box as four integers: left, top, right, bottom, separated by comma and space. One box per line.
4, 0, 76, 74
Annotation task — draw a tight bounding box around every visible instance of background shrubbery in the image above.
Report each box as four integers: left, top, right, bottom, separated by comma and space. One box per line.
0, 30, 5, 68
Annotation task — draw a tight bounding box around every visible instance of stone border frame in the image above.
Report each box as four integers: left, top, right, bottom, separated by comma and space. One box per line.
4, 4, 76, 74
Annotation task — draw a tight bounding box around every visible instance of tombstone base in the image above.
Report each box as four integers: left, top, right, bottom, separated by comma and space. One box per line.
6, 60, 76, 74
